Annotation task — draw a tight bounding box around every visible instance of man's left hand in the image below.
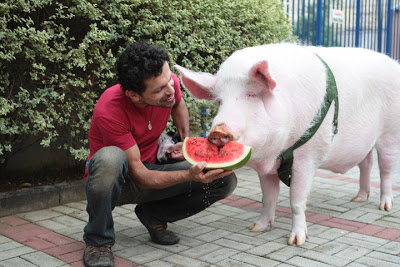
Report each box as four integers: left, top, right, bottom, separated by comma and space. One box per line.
166, 142, 184, 161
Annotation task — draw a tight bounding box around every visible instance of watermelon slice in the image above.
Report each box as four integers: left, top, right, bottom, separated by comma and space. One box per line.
182, 137, 252, 170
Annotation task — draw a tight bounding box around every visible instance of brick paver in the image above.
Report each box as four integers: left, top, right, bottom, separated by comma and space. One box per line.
1, 151, 400, 266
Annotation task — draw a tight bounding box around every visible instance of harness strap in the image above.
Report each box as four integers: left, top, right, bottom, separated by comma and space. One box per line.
277, 54, 339, 187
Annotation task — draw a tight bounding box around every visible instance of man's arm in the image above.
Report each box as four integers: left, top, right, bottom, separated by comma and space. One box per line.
124, 144, 232, 189
171, 98, 190, 140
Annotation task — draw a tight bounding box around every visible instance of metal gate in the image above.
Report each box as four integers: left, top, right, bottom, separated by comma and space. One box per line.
283, 0, 400, 61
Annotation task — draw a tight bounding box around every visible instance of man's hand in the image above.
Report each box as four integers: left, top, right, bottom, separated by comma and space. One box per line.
189, 162, 233, 184
166, 142, 184, 161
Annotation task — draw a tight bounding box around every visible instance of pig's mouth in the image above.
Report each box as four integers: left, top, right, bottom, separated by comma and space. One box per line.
207, 123, 234, 148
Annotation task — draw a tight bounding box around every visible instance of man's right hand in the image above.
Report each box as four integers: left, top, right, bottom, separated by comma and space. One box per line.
189, 162, 233, 183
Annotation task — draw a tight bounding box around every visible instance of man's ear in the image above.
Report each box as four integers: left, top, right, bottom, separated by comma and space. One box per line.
125, 90, 141, 103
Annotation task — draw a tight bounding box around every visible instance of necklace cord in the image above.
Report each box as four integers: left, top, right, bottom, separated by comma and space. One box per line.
130, 99, 153, 130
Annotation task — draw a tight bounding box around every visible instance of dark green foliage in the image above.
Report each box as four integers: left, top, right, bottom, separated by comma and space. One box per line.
0, 0, 292, 170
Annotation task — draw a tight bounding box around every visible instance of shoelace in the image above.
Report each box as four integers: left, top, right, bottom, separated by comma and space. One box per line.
88, 246, 111, 255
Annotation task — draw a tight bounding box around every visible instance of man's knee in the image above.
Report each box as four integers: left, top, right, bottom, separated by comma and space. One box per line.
91, 146, 127, 169
219, 172, 238, 198
226, 172, 238, 196
87, 146, 128, 193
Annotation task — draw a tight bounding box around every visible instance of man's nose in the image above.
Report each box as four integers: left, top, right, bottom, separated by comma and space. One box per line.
166, 83, 175, 94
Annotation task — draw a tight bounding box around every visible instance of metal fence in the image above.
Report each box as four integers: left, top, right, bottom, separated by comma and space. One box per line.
283, 0, 400, 61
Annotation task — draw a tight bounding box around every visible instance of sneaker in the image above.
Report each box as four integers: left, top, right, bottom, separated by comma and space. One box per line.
83, 245, 114, 267
135, 205, 180, 245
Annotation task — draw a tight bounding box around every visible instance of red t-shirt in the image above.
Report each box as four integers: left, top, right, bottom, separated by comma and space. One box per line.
85, 73, 182, 179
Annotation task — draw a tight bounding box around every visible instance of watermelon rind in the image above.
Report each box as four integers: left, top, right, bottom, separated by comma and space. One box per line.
182, 137, 252, 170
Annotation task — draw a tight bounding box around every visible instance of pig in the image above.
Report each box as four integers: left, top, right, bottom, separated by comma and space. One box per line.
174, 43, 400, 246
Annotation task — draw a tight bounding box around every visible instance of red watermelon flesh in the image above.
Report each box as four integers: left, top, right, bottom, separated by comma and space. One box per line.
182, 137, 252, 170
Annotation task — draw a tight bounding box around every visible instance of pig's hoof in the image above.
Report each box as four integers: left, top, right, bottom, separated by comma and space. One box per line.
351, 192, 369, 202
351, 196, 364, 202
379, 201, 393, 211
249, 223, 264, 232
287, 233, 309, 246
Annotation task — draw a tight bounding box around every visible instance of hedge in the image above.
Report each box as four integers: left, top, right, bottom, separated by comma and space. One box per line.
0, 0, 292, 173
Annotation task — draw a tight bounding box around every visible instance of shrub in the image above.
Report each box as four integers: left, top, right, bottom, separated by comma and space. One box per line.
0, 0, 292, 174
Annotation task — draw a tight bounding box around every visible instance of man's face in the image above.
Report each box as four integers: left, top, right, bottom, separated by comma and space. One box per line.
134, 62, 176, 108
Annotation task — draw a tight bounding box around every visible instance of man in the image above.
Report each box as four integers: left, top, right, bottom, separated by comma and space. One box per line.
83, 41, 237, 267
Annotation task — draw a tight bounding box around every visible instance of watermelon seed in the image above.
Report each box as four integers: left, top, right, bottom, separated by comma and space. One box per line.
219, 151, 227, 157
188, 181, 192, 198
203, 183, 212, 207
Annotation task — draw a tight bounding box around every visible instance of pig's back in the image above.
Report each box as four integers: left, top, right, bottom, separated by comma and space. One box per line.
311, 46, 400, 172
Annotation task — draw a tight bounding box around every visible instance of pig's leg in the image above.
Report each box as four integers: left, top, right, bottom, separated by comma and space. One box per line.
352, 150, 373, 202
249, 174, 280, 232
376, 146, 398, 211
287, 166, 314, 246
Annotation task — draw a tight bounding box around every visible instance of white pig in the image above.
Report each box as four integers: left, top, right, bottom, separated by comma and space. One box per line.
175, 43, 400, 246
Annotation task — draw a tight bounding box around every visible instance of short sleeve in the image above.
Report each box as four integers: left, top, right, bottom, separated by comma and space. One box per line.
94, 115, 136, 151
172, 72, 182, 105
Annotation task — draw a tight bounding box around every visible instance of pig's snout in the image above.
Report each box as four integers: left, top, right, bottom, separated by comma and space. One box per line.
207, 123, 234, 147
208, 133, 231, 147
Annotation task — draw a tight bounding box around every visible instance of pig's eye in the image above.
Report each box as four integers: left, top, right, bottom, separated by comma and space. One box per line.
247, 93, 257, 98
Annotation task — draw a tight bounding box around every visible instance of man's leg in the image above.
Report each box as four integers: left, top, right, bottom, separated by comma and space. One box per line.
135, 161, 237, 234
83, 146, 130, 267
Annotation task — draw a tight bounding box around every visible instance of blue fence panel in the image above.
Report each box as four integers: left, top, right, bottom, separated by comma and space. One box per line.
283, 0, 400, 61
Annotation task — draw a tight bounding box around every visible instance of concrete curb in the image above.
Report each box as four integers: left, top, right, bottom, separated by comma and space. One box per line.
0, 180, 86, 217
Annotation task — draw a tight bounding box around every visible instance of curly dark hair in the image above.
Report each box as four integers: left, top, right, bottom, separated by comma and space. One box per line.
116, 41, 170, 94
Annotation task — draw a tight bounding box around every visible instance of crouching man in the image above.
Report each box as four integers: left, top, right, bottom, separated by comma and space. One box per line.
82, 41, 237, 267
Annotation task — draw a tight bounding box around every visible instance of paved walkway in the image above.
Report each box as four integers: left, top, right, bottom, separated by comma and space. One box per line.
1, 152, 400, 266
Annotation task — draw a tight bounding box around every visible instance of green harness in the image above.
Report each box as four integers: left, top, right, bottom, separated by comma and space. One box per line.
277, 55, 339, 187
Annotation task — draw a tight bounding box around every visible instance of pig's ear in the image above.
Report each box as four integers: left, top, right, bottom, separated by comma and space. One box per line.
249, 61, 276, 91
174, 65, 216, 100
